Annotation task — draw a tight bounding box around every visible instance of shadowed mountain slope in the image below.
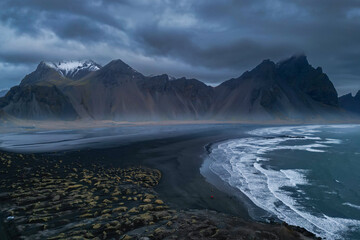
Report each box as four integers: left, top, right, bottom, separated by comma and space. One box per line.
0, 85, 78, 120
212, 57, 339, 120
339, 91, 360, 114
63, 60, 215, 120
0, 89, 8, 97
0, 55, 349, 121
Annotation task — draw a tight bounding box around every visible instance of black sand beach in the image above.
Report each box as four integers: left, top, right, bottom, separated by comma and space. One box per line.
55, 126, 253, 218
0, 124, 320, 239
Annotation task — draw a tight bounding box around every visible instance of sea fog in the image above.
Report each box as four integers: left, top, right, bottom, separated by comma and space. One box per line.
0, 124, 240, 153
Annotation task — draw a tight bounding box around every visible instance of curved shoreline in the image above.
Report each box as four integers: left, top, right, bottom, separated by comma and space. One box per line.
200, 137, 326, 239
201, 142, 277, 222
0, 124, 322, 239
201, 125, 360, 239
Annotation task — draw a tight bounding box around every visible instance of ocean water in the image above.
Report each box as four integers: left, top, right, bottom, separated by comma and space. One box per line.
208, 124, 360, 239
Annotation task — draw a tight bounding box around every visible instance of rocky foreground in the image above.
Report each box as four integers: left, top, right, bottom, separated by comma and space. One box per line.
0, 151, 320, 240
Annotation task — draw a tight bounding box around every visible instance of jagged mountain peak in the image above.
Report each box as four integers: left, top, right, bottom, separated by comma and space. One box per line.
80, 59, 145, 87
276, 54, 338, 106
278, 54, 309, 67
339, 90, 360, 114
107, 59, 129, 65
355, 90, 360, 100
148, 74, 170, 80
148, 74, 177, 81
104, 59, 132, 69
251, 59, 277, 76
41, 60, 101, 80
101, 59, 139, 74
5, 55, 347, 121
342, 93, 353, 98
277, 55, 311, 76
0, 89, 9, 97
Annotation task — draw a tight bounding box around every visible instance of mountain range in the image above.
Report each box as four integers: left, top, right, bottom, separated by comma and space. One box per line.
339, 91, 360, 114
0, 55, 357, 122
0, 89, 8, 97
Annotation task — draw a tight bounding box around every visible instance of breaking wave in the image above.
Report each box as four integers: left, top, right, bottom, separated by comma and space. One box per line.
208, 125, 360, 239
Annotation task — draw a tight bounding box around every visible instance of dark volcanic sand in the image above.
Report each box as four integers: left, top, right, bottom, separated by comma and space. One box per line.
0, 124, 320, 239
59, 126, 254, 218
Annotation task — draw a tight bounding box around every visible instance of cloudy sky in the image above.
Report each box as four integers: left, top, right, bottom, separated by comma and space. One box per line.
0, 0, 360, 95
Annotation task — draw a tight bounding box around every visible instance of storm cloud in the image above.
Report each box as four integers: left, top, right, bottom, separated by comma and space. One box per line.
0, 0, 360, 94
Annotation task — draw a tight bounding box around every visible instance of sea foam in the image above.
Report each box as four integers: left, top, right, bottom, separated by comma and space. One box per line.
343, 203, 360, 211
208, 125, 360, 239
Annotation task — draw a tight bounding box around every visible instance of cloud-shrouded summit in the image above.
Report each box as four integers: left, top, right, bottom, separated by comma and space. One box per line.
0, 0, 360, 94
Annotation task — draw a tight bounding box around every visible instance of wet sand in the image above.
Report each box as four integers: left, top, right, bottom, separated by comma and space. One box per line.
57, 126, 255, 218
0, 125, 320, 239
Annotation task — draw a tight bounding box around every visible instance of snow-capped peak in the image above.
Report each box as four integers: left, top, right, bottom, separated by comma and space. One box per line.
44, 60, 101, 79
0, 88, 9, 97
168, 75, 177, 80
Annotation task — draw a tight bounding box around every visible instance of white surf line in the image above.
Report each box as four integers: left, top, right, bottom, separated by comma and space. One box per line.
254, 163, 342, 239
209, 125, 360, 239
343, 203, 360, 211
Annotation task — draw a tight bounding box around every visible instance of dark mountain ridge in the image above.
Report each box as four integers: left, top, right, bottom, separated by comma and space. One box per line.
0, 85, 77, 120
212, 56, 339, 120
20, 60, 102, 87
20, 62, 66, 86
339, 90, 360, 114
0, 89, 8, 97
0, 55, 350, 122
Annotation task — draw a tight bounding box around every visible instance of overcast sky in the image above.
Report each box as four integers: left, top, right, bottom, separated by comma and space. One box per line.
0, 0, 360, 95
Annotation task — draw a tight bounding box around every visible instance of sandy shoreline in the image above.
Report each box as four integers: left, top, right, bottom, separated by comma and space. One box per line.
2, 117, 360, 134
0, 124, 263, 218
200, 145, 273, 222
0, 124, 321, 239
49, 126, 257, 218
